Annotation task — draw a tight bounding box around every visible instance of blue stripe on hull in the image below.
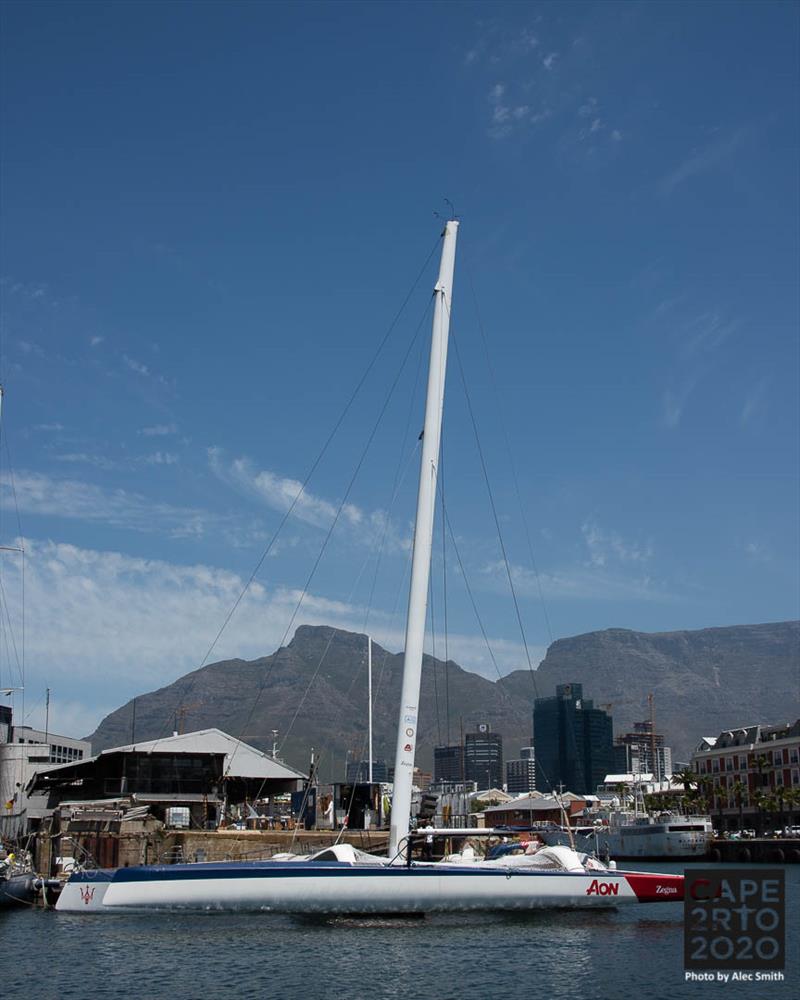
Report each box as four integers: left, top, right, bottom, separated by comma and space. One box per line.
69, 862, 594, 886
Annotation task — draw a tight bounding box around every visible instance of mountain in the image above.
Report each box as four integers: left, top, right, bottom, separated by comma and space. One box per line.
87, 621, 799, 779
501, 620, 800, 761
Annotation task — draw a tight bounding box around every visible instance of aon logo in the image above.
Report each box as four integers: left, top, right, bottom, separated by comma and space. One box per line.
586, 879, 619, 896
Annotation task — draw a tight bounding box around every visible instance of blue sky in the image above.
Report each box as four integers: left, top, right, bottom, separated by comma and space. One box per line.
1, 1, 798, 738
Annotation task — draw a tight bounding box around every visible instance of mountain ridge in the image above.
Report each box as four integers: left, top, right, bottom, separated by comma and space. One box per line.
87, 620, 800, 781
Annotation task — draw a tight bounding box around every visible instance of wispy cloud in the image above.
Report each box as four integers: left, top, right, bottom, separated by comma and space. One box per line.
1, 539, 532, 736
581, 519, 653, 567
143, 451, 179, 466
18, 339, 45, 358
55, 452, 122, 471
89, 336, 104, 347
542, 51, 558, 71
33, 423, 64, 433
740, 377, 769, 425
743, 540, 771, 562
123, 354, 150, 376
655, 308, 739, 428
479, 519, 665, 605
141, 423, 178, 437
679, 312, 737, 360
487, 82, 549, 140
209, 449, 410, 552
659, 127, 749, 196
1, 471, 212, 539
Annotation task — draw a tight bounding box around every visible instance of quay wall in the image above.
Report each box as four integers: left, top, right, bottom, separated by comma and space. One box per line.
708, 838, 800, 863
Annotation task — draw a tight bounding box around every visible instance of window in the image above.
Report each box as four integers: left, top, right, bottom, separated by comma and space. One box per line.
790, 749, 799, 765
726, 758, 733, 771
773, 750, 783, 766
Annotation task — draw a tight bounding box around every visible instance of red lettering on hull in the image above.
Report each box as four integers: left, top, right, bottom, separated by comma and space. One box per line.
586, 879, 619, 896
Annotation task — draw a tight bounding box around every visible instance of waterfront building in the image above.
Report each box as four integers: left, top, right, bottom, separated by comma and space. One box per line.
691, 718, 800, 832
613, 720, 673, 780
464, 724, 504, 789
0, 708, 91, 839
434, 743, 463, 783
483, 793, 588, 827
506, 746, 536, 794
24, 728, 305, 833
533, 683, 614, 795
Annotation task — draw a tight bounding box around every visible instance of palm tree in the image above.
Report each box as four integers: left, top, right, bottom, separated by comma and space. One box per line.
754, 791, 772, 836
783, 787, 800, 828
674, 766, 698, 793
730, 779, 746, 832
754, 754, 772, 793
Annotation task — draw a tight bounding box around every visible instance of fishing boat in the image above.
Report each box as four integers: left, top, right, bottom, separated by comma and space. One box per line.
57, 221, 684, 913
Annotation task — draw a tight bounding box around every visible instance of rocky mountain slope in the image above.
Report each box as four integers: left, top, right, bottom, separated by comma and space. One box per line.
87, 620, 799, 780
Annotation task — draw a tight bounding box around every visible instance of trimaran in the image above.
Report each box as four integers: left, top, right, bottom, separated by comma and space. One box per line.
57, 221, 684, 913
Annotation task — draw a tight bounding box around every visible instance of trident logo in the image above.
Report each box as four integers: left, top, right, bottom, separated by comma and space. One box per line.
79, 886, 96, 904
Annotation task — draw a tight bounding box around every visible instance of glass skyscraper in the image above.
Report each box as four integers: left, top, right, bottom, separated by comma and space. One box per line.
533, 683, 613, 794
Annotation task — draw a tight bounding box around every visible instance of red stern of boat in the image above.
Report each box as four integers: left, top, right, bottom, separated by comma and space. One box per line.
623, 871, 685, 902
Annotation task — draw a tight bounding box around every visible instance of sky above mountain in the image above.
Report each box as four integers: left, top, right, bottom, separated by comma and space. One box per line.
1, 1, 797, 739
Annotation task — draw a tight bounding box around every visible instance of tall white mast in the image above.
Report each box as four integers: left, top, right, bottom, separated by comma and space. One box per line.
389, 220, 458, 859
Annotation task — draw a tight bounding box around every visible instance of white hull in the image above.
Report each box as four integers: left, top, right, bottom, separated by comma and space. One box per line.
56, 856, 683, 913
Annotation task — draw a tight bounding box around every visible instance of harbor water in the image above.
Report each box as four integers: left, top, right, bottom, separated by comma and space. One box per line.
2, 863, 797, 1000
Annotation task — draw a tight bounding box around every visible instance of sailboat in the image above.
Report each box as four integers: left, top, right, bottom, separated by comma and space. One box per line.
57, 222, 684, 913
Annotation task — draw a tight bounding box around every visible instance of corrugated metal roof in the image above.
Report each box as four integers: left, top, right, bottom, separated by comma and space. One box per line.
30, 728, 305, 783
483, 795, 569, 813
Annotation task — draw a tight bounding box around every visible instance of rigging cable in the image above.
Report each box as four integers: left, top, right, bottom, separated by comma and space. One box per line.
441, 435, 451, 745
446, 300, 541, 704
227, 293, 436, 776
465, 267, 554, 647
151, 234, 443, 746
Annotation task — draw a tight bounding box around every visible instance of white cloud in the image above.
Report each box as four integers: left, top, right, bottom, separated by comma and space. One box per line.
141, 423, 178, 437
144, 451, 179, 466
543, 52, 558, 70
55, 452, 121, 470
487, 83, 544, 140
33, 423, 64, 433
481, 557, 668, 604
2, 470, 212, 538
209, 449, 410, 552
478, 520, 664, 605
123, 355, 149, 376
581, 519, 653, 567
1, 539, 533, 736
89, 336, 104, 347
